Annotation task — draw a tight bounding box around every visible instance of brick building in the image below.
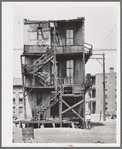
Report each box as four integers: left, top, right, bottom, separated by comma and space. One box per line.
13, 78, 24, 119
85, 67, 117, 116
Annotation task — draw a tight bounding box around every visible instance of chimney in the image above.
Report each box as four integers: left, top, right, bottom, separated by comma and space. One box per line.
109, 67, 114, 73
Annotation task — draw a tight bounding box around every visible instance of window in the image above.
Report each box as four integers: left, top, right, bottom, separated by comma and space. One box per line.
66, 29, 74, 45
13, 107, 16, 114
19, 98, 23, 104
66, 60, 74, 84
37, 27, 42, 40
91, 77, 96, 86
91, 90, 96, 98
115, 102, 117, 111
19, 107, 23, 118
19, 92, 23, 104
13, 98, 16, 104
105, 94, 107, 98
13, 92, 16, 104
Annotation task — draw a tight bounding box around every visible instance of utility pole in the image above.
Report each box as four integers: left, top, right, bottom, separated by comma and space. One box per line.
90, 53, 106, 121
103, 53, 106, 121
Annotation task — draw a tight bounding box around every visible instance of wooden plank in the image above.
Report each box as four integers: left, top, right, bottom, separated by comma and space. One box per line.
13, 119, 77, 125
61, 99, 84, 121
62, 100, 84, 114
24, 45, 47, 53
59, 99, 62, 127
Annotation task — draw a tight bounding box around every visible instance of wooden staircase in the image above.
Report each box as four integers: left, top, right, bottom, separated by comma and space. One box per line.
35, 72, 50, 87
34, 86, 63, 120
25, 50, 53, 74
34, 51, 53, 73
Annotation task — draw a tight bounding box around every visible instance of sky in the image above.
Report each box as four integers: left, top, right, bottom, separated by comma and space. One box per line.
12, 2, 119, 77
13, 2, 118, 49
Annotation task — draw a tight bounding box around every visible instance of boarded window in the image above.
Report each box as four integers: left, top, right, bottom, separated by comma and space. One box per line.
66, 29, 74, 45
37, 26, 51, 45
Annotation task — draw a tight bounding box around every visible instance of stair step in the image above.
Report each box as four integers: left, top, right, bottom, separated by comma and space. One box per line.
51, 91, 56, 93
34, 55, 53, 73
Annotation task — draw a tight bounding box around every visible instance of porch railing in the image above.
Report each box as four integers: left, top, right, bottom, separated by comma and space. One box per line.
57, 77, 76, 85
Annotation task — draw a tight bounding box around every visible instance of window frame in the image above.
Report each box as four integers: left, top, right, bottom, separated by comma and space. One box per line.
66, 60, 74, 84
65, 29, 74, 46
19, 98, 23, 104
37, 27, 42, 40
13, 98, 16, 104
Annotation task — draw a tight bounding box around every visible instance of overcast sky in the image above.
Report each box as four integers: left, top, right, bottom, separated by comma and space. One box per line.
13, 2, 118, 49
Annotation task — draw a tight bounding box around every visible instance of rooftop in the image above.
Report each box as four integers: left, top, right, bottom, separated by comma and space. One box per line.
24, 17, 85, 24
13, 78, 22, 86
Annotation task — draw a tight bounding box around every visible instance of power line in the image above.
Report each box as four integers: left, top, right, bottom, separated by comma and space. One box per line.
100, 30, 117, 49
107, 41, 117, 49
97, 24, 117, 48
101, 38, 117, 49
93, 49, 116, 51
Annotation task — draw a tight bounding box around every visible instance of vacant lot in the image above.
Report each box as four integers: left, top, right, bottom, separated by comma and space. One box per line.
13, 118, 116, 144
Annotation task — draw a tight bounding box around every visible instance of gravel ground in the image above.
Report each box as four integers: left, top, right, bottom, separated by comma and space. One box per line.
13, 118, 117, 144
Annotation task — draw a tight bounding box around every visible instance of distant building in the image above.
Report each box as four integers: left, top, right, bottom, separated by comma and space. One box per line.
86, 67, 117, 116
13, 78, 24, 119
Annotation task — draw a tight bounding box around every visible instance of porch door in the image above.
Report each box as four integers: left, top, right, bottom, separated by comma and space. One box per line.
66, 60, 74, 84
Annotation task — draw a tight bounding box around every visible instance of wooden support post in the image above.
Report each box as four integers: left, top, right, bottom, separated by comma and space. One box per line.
38, 112, 40, 128
38, 122, 40, 128
59, 86, 63, 127
53, 22, 57, 119
33, 68, 36, 87
20, 55, 27, 120
82, 19, 86, 128
45, 110, 47, 121
54, 22, 57, 90
52, 123, 55, 128
59, 100, 62, 127
23, 89, 27, 120
71, 122, 75, 128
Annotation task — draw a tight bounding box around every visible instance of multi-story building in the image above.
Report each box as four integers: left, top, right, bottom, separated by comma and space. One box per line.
85, 67, 117, 116
13, 78, 24, 119
20, 17, 92, 126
